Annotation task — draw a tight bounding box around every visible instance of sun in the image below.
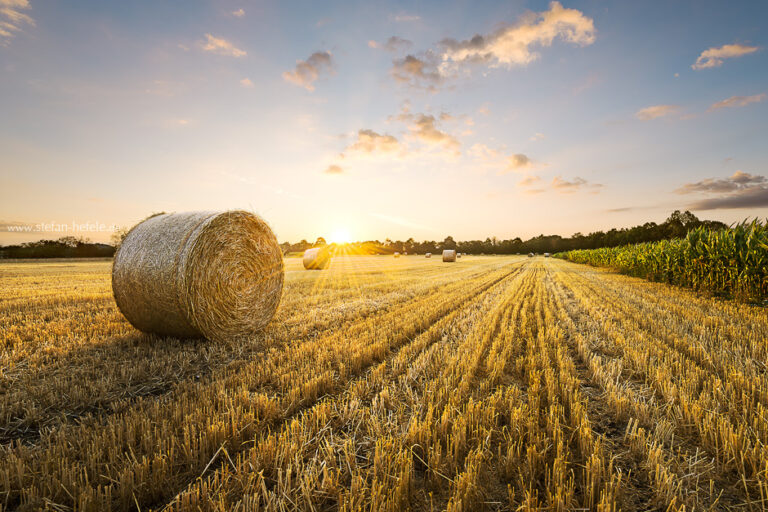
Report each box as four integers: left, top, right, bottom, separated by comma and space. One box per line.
329, 228, 352, 245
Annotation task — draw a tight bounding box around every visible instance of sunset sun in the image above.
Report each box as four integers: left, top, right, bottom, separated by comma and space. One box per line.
329, 228, 352, 245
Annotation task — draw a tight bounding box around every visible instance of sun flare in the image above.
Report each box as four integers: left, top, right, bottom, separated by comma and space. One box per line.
329, 228, 352, 245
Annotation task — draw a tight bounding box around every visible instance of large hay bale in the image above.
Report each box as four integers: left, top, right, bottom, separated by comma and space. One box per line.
442, 249, 457, 262
112, 210, 283, 341
425, 253, 432, 258
303, 247, 331, 270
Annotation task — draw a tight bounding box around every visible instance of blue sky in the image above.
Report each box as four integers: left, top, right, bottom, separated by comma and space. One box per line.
1, 0, 767, 243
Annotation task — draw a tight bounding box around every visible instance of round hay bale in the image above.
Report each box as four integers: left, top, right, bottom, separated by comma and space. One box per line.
394, 252, 401, 258
442, 249, 457, 262
528, 253, 534, 258
303, 247, 331, 270
544, 252, 551, 258
425, 252, 432, 258
112, 210, 284, 341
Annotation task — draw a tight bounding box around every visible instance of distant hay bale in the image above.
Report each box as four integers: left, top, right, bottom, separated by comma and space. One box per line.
112, 210, 284, 341
425, 253, 432, 258
544, 252, 551, 258
457, 252, 462, 258
442, 249, 457, 262
303, 247, 331, 270
528, 253, 534, 258
394, 252, 401, 258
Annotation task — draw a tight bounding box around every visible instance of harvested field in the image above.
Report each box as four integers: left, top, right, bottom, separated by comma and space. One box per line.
1, 255, 767, 511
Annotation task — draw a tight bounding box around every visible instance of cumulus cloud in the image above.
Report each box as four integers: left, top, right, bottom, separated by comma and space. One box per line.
692, 43, 759, 70
507, 153, 534, 171
282, 51, 333, 91
635, 104, 679, 121
369, 36, 413, 52
709, 93, 765, 111
323, 164, 344, 175
406, 114, 460, 155
200, 34, 246, 57
676, 171, 768, 210
343, 129, 402, 157
391, 54, 443, 90
440, 1, 595, 69
0, 0, 34, 46
551, 176, 602, 193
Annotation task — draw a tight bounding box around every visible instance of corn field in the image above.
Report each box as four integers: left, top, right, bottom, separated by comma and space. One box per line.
2, 255, 768, 511
556, 220, 768, 303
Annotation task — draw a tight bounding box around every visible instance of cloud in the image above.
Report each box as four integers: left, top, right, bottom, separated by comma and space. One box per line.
406, 114, 460, 155
232, 8, 245, 17
282, 51, 333, 91
369, 36, 413, 52
392, 13, 420, 22
692, 43, 759, 70
507, 153, 533, 171
709, 93, 765, 111
529, 132, 545, 141
391, 54, 443, 90
240, 78, 254, 88
343, 129, 402, 157
440, 1, 595, 70
551, 176, 602, 193
0, 0, 34, 46
323, 164, 344, 175
676, 171, 768, 210
635, 104, 678, 121
675, 171, 766, 194
200, 34, 246, 57
518, 175, 541, 187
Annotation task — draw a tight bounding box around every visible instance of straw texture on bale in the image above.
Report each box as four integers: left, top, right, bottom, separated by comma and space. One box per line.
303, 247, 331, 270
442, 249, 457, 262
425, 253, 432, 258
112, 210, 284, 341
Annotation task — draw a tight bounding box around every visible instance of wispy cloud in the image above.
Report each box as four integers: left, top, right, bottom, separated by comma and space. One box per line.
692, 43, 759, 70
391, 53, 443, 90
551, 176, 602, 193
200, 34, 246, 57
369, 36, 413, 53
439, 1, 595, 70
342, 129, 403, 157
391, 13, 420, 23
676, 171, 768, 210
282, 51, 333, 91
323, 164, 344, 175
635, 104, 679, 121
709, 93, 765, 111
404, 113, 460, 156
0, 0, 34, 46
506, 153, 534, 172
231, 8, 245, 18
240, 78, 254, 88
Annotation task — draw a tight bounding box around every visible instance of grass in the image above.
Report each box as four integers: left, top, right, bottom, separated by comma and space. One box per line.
1, 255, 768, 511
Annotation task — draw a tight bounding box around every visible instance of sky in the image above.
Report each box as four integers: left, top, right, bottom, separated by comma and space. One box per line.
1, 0, 767, 244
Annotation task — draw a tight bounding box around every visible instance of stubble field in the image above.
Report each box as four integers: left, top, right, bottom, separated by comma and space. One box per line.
1, 255, 767, 511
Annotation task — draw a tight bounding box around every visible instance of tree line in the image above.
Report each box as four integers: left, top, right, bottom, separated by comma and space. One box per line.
1, 211, 728, 259
281, 211, 728, 256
